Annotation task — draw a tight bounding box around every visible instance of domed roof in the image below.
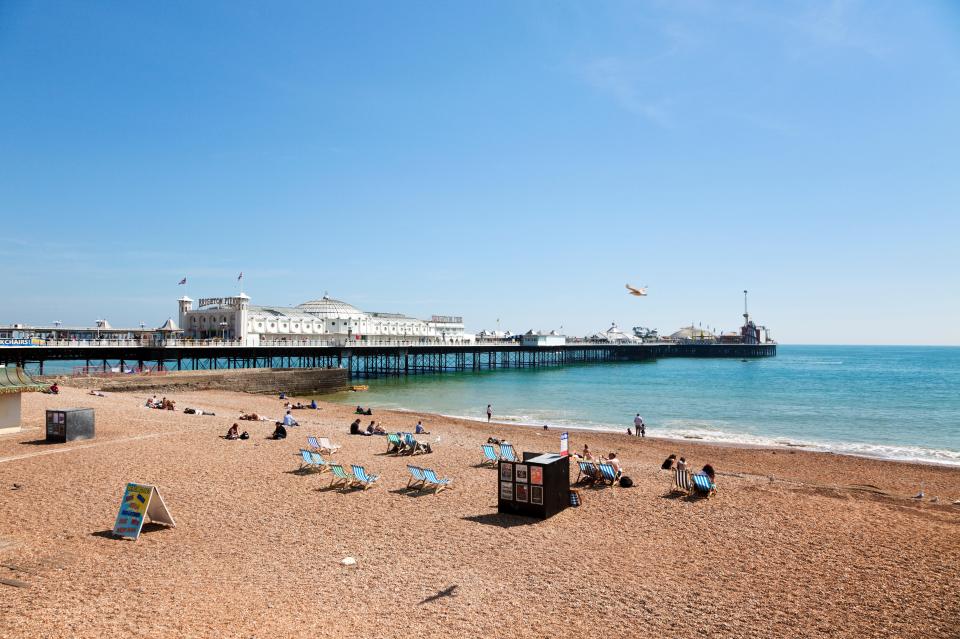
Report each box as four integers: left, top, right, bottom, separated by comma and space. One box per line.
297, 296, 366, 318
670, 325, 716, 340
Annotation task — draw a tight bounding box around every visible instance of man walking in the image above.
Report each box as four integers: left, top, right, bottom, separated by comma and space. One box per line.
633, 413, 645, 437
486, 404, 492, 423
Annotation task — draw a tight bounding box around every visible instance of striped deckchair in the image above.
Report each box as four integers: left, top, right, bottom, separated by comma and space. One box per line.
498, 442, 520, 462
307, 436, 322, 450
691, 473, 716, 498
404, 433, 429, 455
406, 465, 426, 490
299, 449, 319, 472
576, 460, 599, 484
387, 433, 404, 454
480, 444, 499, 466
308, 451, 330, 473
329, 463, 354, 489
422, 468, 452, 494
318, 437, 341, 454
350, 465, 380, 490
673, 468, 692, 494
598, 463, 619, 486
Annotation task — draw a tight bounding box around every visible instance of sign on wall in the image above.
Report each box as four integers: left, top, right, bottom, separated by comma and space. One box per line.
112, 483, 176, 540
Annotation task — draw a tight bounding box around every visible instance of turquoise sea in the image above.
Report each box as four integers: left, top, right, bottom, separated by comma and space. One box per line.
327, 345, 960, 466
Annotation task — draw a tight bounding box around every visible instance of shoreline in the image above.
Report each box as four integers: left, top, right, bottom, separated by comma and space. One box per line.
324, 396, 960, 470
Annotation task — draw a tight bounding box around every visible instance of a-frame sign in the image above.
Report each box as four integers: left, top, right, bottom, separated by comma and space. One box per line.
112, 483, 176, 540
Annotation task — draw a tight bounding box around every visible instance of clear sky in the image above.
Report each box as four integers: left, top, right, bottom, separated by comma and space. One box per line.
1, 1, 958, 344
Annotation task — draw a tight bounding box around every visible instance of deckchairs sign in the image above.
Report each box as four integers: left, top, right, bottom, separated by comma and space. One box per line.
112, 483, 176, 540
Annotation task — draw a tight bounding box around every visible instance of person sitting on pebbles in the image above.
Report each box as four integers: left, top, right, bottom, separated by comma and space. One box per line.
226, 424, 240, 440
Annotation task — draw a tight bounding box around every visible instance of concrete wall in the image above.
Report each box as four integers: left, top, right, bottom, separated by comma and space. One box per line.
0, 394, 22, 432
48, 368, 349, 395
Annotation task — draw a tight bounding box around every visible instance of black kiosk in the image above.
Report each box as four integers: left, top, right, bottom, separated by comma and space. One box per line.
45, 408, 95, 443
498, 452, 570, 519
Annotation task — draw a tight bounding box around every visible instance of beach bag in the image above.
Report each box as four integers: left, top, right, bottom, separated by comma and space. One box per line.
239, 431, 249, 440
619, 476, 633, 488
569, 490, 581, 507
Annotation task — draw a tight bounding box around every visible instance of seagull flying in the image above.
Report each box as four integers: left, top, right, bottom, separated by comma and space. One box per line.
626, 284, 648, 297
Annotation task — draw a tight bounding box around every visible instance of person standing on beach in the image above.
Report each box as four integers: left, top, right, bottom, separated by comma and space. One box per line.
634, 414, 645, 437
486, 404, 492, 422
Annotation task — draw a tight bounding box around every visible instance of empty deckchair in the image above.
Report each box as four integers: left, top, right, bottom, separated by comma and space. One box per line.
480, 444, 499, 466
308, 451, 330, 473
350, 465, 380, 490
299, 449, 320, 472
422, 468, 452, 494
318, 437, 341, 454
387, 433, 404, 454
691, 473, 716, 498
406, 465, 426, 490
673, 468, 692, 494
307, 436, 321, 450
498, 442, 520, 462
576, 460, 599, 484
598, 463, 619, 486
329, 463, 354, 489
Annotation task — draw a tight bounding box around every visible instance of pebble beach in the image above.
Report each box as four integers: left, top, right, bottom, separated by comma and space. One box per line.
1, 385, 958, 638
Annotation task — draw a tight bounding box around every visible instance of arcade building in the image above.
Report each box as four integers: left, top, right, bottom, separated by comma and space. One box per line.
178, 294, 471, 345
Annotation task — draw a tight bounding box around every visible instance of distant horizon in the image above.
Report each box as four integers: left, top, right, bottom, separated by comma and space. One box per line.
2, 2, 958, 345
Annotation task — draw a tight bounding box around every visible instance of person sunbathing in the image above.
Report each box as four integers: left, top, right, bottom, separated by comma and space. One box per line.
239, 413, 260, 421
226, 424, 239, 440
676, 457, 687, 472
605, 452, 623, 477
89, 390, 106, 397
373, 422, 386, 435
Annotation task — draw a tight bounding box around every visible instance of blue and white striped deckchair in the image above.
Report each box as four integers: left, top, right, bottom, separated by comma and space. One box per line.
407, 465, 426, 490
691, 472, 716, 498
350, 465, 380, 490
307, 436, 322, 450
422, 468, 452, 494
387, 433, 404, 454
480, 444, 499, 466
673, 469, 692, 493
404, 433, 429, 455
576, 460, 599, 484
498, 442, 520, 462
598, 463, 619, 486
308, 451, 330, 473
328, 463, 354, 489
299, 449, 318, 472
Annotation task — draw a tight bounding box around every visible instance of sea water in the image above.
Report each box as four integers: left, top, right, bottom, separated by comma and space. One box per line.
326, 345, 960, 466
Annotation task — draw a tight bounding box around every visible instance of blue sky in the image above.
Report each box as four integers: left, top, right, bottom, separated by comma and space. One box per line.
1, 1, 958, 344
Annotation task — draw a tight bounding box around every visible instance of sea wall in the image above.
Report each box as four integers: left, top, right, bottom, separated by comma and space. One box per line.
45, 368, 349, 395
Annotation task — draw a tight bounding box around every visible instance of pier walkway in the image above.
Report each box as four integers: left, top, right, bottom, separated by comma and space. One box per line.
0, 340, 776, 378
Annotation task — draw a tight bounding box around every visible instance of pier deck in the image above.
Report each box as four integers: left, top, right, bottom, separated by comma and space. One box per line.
0, 342, 776, 378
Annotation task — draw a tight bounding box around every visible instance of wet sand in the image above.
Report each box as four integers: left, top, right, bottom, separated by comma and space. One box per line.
1, 386, 958, 638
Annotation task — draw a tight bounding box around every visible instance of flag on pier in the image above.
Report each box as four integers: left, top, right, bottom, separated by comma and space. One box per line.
178, 277, 187, 285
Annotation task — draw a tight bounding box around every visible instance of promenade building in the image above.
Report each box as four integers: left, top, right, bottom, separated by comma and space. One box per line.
178, 294, 471, 345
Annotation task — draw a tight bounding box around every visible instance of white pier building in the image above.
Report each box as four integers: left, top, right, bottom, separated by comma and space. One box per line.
178, 294, 471, 346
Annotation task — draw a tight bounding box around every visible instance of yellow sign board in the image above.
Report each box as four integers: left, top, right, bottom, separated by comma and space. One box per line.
112, 483, 176, 540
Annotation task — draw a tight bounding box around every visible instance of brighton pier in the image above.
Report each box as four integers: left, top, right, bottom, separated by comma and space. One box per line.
0, 340, 776, 379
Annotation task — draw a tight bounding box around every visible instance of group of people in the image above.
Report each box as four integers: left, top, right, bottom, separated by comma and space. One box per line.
285, 400, 318, 410
575, 444, 624, 477
146, 395, 175, 410
662, 454, 716, 482
627, 413, 646, 437
355, 405, 373, 415
350, 419, 385, 436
